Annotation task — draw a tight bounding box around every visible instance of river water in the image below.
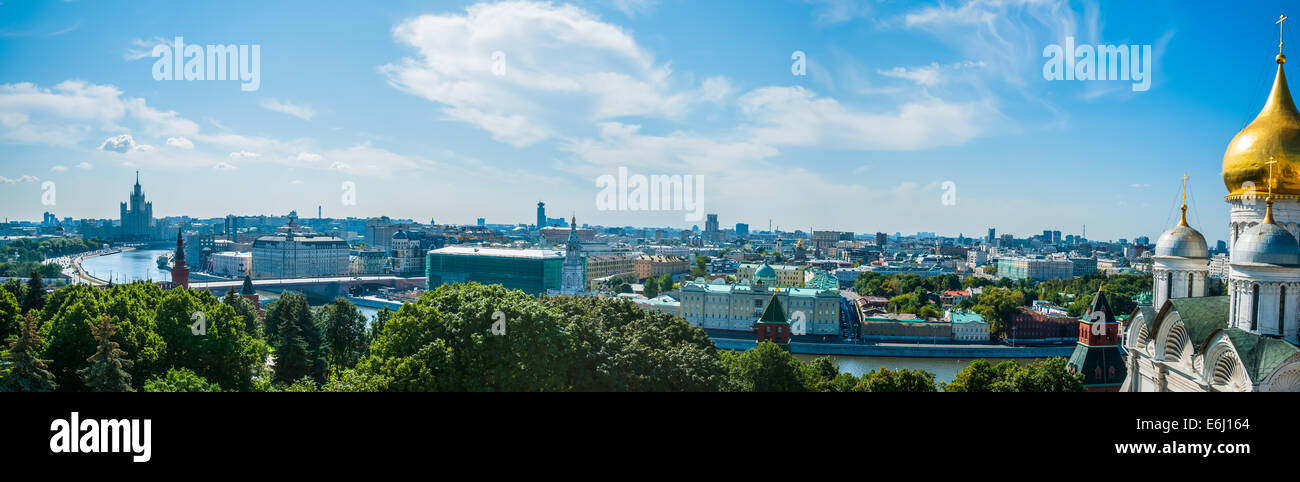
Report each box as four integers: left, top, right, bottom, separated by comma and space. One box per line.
795, 354, 1009, 383
81, 248, 173, 284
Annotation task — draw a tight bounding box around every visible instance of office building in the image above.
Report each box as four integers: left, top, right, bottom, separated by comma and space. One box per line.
735, 223, 749, 238
426, 246, 563, 295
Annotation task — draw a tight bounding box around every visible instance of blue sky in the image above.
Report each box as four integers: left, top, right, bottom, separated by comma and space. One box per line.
0, 0, 1292, 243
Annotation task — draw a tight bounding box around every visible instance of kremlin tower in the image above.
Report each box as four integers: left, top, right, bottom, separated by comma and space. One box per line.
1066, 289, 1125, 392
171, 229, 189, 289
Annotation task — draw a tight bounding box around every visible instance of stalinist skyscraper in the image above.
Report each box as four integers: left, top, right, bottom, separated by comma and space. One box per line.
119, 171, 154, 241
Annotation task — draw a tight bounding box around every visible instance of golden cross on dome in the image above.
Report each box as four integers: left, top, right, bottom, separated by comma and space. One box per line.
1181, 172, 1189, 207
1267, 157, 1279, 197
1280, 14, 1289, 55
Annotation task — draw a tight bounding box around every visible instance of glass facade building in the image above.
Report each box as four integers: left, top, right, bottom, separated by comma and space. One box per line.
426, 246, 562, 295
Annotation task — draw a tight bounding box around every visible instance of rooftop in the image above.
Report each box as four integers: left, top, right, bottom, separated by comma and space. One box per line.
431, 246, 563, 259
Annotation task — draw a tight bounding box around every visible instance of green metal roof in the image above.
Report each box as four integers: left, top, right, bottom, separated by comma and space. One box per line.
1167, 296, 1230, 347
949, 312, 986, 324
806, 272, 839, 291
1224, 328, 1300, 384
1067, 342, 1127, 386
757, 295, 787, 324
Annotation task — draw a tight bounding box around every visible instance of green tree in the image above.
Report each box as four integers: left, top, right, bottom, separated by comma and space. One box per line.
355, 283, 572, 391
941, 358, 1084, 392
721, 342, 806, 392
78, 315, 134, 392
22, 269, 44, 314
273, 314, 311, 384
367, 308, 393, 347
801, 356, 851, 392
143, 368, 223, 392
545, 294, 725, 391
941, 359, 1001, 392
854, 367, 937, 392
320, 368, 392, 392
2, 278, 25, 304
152, 288, 268, 391
0, 287, 20, 343
317, 297, 367, 375
656, 273, 673, 291
642, 277, 660, 298
262, 291, 321, 378
1, 314, 57, 392
41, 285, 103, 390
972, 287, 1025, 338
223, 289, 261, 338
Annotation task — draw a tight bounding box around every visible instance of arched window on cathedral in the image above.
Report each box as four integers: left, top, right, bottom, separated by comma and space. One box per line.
1251, 284, 1260, 331
1187, 273, 1194, 298
1166, 272, 1173, 301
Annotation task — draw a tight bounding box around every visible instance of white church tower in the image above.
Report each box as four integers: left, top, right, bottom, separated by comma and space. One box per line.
559, 215, 586, 295
1228, 171, 1300, 341
1152, 175, 1210, 309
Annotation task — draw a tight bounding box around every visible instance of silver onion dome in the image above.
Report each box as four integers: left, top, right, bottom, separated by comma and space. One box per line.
1232, 221, 1300, 266
1154, 224, 1209, 259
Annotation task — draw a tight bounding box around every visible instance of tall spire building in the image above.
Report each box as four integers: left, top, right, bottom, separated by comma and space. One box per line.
559, 215, 586, 295
119, 171, 154, 241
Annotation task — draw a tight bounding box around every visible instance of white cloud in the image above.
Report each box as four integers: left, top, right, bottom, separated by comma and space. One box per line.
878, 64, 944, 87
381, 1, 726, 147
75, 162, 92, 169
736, 86, 995, 150
166, 136, 194, 149
319, 145, 424, 179
290, 179, 304, 185
213, 162, 238, 170
0, 175, 38, 184
0, 80, 198, 147
562, 122, 777, 175
123, 37, 167, 61
899, 0, 1085, 87
229, 150, 259, 158
99, 134, 148, 153
50, 165, 66, 172
292, 152, 322, 162
260, 98, 316, 121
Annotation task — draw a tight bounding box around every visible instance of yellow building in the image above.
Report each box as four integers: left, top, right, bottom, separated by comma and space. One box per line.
737, 261, 806, 287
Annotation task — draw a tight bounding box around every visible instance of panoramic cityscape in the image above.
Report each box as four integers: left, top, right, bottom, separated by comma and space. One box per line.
6, 1, 1300, 468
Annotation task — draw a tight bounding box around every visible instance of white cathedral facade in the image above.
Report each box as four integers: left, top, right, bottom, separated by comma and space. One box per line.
1121, 49, 1300, 392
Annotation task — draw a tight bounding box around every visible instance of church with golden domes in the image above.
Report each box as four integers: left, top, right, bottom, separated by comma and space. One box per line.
1121, 33, 1300, 392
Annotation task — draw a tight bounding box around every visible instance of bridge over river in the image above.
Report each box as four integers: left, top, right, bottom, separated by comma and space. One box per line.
189, 276, 425, 300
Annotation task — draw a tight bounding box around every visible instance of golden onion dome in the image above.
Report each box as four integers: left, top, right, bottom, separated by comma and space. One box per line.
1223, 54, 1300, 200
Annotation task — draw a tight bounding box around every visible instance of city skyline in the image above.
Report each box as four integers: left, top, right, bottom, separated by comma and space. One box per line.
0, 0, 1292, 242
5, 169, 1229, 245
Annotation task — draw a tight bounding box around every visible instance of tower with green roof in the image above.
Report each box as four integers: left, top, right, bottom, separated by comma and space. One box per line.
756, 294, 792, 348
1067, 289, 1126, 392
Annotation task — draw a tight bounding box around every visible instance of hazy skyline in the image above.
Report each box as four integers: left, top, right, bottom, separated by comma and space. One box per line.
0, 0, 1291, 243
